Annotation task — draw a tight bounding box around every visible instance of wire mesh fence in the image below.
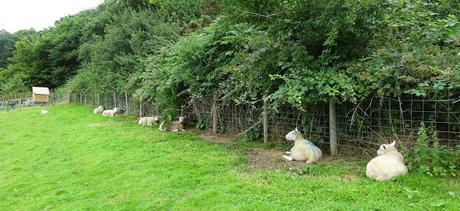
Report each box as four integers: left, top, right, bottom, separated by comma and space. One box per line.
70, 91, 460, 152
0, 91, 67, 112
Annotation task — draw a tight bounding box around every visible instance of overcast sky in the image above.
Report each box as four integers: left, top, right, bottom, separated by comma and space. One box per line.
0, 0, 104, 33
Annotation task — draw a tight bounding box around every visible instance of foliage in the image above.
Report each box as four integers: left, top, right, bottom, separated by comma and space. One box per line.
407, 123, 460, 177
0, 30, 16, 68
350, 0, 460, 98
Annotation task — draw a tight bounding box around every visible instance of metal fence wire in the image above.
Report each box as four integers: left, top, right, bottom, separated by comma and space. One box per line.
70, 91, 460, 152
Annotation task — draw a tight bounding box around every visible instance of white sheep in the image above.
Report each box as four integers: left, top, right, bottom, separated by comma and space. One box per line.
282, 128, 322, 164
366, 141, 408, 181
138, 116, 159, 126
41, 109, 48, 115
102, 108, 119, 117
159, 116, 185, 132
93, 105, 104, 114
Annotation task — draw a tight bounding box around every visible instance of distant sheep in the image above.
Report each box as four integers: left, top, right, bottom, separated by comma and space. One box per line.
41, 109, 48, 115
93, 105, 104, 114
159, 116, 185, 132
102, 108, 119, 117
282, 128, 322, 164
138, 116, 159, 126
366, 141, 408, 181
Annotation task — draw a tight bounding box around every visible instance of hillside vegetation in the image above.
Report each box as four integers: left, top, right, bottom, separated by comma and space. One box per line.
0, 0, 458, 114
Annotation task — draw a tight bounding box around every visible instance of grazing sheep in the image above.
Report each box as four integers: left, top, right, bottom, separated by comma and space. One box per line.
366, 141, 408, 181
41, 109, 48, 115
282, 128, 322, 164
138, 116, 159, 126
93, 105, 104, 114
159, 116, 185, 132
102, 108, 119, 117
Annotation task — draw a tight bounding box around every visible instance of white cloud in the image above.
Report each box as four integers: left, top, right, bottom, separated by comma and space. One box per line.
0, 0, 104, 33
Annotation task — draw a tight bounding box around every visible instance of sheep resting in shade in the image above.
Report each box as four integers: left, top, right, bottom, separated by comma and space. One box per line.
138, 116, 159, 126
159, 116, 185, 132
366, 141, 408, 181
282, 128, 322, 164
102, 108, 119, 116
93, 105, 104, 114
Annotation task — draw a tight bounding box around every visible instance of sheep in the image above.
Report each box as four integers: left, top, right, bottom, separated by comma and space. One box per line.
366, 141, 408, 181
159, 116, 185, 132
102, 108, 119, 117
93, 105, 104, 114
281, 128, 322, 164
41, 109, 48, 115
138, 116, 159, 126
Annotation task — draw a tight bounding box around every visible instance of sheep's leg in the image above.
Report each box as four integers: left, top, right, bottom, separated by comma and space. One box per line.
282, 155, 294, 161
305, 157, 315, 164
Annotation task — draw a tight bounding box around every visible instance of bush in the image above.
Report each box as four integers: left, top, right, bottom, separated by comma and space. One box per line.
407, 122, 460, 177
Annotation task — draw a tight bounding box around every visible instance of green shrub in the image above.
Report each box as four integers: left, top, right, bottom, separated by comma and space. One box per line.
407, 122, 460, 177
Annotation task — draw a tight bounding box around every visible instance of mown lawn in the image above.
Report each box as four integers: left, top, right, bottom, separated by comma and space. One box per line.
0, 105, 459, 210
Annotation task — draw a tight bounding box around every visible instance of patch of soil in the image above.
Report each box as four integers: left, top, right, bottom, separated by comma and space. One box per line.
198, 131, 236, 144
246, 148, 307, 171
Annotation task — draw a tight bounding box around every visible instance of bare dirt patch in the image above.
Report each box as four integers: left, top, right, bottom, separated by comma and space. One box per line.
198, 131, 236, 144
246, 148, 307, 171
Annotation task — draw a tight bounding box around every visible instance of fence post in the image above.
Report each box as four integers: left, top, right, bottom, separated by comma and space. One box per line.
212, 100, 218, 134
113, 92, 117, 108
97, 93, 100, 106
125, 92, 129, 114
263, 98, 268, 143
329, 100, 338, 156
139, 97, 142, 118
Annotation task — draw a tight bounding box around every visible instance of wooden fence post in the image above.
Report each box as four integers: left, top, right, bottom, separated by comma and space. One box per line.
97, 93, 100, 106
212, 100, 218, 134
329, 100, 338, 156
263, 98, 268, 143
139, 97, 142, 118
113, 92, 117, 108
125, 92, 129, 114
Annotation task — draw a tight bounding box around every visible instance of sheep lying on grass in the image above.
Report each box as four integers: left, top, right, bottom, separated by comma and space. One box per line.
159, 116, 185, 132
93, 106, 104, 114
102, 108, 119, 117
282, 128, 322, 164
138, 116, 159, 126
41, 109, 48, 115
366, 141, 408, 181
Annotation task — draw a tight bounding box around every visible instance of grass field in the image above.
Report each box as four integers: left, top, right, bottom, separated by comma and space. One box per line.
1, 105, 459, 210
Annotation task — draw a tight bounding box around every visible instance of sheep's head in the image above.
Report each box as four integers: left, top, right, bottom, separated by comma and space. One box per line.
285, 128, 302, 141
377, 141, 396, 155
178, 116, 185, 123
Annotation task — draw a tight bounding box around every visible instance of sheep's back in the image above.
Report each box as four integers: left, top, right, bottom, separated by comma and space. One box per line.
290, 140, 321, 162
366, 155, 408, 181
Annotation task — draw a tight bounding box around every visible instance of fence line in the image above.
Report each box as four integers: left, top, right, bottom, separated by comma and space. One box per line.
0, 91, 68, 111
70, 91, 460, 154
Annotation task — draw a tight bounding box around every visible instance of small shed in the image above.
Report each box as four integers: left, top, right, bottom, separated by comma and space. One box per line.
32, 87, 50, 103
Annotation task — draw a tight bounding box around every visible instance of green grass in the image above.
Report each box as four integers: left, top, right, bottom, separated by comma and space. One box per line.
0, 105, 459, 210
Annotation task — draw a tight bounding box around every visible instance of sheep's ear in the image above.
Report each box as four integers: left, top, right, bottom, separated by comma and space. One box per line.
390, 141, 396, 146
295, 127, 299, 132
